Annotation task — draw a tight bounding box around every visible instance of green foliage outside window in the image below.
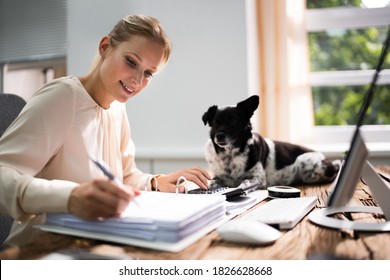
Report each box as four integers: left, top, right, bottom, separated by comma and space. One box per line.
307, 0, 390, 125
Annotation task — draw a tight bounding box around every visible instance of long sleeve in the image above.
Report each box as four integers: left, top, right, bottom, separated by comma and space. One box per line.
0, 76, 156, 246
0, 79, 80, 221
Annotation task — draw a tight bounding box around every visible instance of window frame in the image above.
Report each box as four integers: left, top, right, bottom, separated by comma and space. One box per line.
305, 6, 390, 158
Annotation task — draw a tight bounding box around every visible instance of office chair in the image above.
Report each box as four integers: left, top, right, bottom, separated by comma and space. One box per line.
0, 93, 27, 250
0, 93, 26, 135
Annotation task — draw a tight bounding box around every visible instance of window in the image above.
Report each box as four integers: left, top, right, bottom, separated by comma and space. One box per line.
305, 0, 390, 160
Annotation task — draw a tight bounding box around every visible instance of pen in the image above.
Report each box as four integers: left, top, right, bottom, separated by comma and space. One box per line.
90, 157, 141, 208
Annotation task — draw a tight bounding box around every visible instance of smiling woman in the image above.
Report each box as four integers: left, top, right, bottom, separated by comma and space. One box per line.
0, 14, 211, 248
77, 15, 172, 109
80, 34, 166, 108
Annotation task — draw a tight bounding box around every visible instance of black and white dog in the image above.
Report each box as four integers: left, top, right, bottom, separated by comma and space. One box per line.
202, 95, 340, 189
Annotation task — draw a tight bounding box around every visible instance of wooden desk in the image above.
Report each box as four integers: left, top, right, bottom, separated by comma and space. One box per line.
1, 166, 390, 260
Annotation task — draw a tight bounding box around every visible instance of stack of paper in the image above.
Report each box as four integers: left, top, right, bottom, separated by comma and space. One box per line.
43, 192, 226, 244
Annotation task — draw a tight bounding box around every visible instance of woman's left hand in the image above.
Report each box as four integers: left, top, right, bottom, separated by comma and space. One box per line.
156, 167, 211, 193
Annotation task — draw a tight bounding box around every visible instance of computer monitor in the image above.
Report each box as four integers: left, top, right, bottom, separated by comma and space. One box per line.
327, 127, 368, 208
308, 25, 390, 232
308, 128, 390, 231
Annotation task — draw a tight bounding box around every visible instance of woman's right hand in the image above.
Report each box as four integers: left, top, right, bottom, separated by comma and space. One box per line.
68, 179, 140, 220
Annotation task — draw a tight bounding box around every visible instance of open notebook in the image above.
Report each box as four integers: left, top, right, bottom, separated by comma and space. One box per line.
37, 192, 228, 252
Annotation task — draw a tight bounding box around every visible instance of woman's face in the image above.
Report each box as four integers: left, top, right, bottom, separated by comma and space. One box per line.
98, 35, 165, 107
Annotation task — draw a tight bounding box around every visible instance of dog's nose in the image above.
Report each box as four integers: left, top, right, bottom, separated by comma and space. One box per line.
215, 133, 225, 142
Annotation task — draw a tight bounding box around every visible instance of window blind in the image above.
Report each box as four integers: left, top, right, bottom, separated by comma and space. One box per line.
0, 0, 67, 63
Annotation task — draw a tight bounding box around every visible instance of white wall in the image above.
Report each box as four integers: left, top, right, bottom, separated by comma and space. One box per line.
67, 0, 252, 173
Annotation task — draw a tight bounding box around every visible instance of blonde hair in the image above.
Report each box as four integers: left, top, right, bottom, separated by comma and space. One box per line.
109, 15, 172, 63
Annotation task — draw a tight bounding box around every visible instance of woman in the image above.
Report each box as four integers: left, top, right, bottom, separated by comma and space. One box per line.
0, 15, 210, 247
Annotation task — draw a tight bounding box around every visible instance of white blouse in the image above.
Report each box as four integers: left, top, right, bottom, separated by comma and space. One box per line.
0, 76, 152, 246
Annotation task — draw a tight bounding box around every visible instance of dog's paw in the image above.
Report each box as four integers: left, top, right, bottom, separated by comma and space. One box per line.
325, 159, 341, 180
296, 152, 341, 184
241, 177, 267, 190
301, 159, 340, 184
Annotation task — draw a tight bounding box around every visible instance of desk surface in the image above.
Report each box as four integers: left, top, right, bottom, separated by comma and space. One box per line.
1, 166, 390, 260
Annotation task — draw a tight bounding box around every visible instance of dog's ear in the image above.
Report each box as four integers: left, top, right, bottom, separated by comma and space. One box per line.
237, 95, 259, 119
202, 105, 218, 126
